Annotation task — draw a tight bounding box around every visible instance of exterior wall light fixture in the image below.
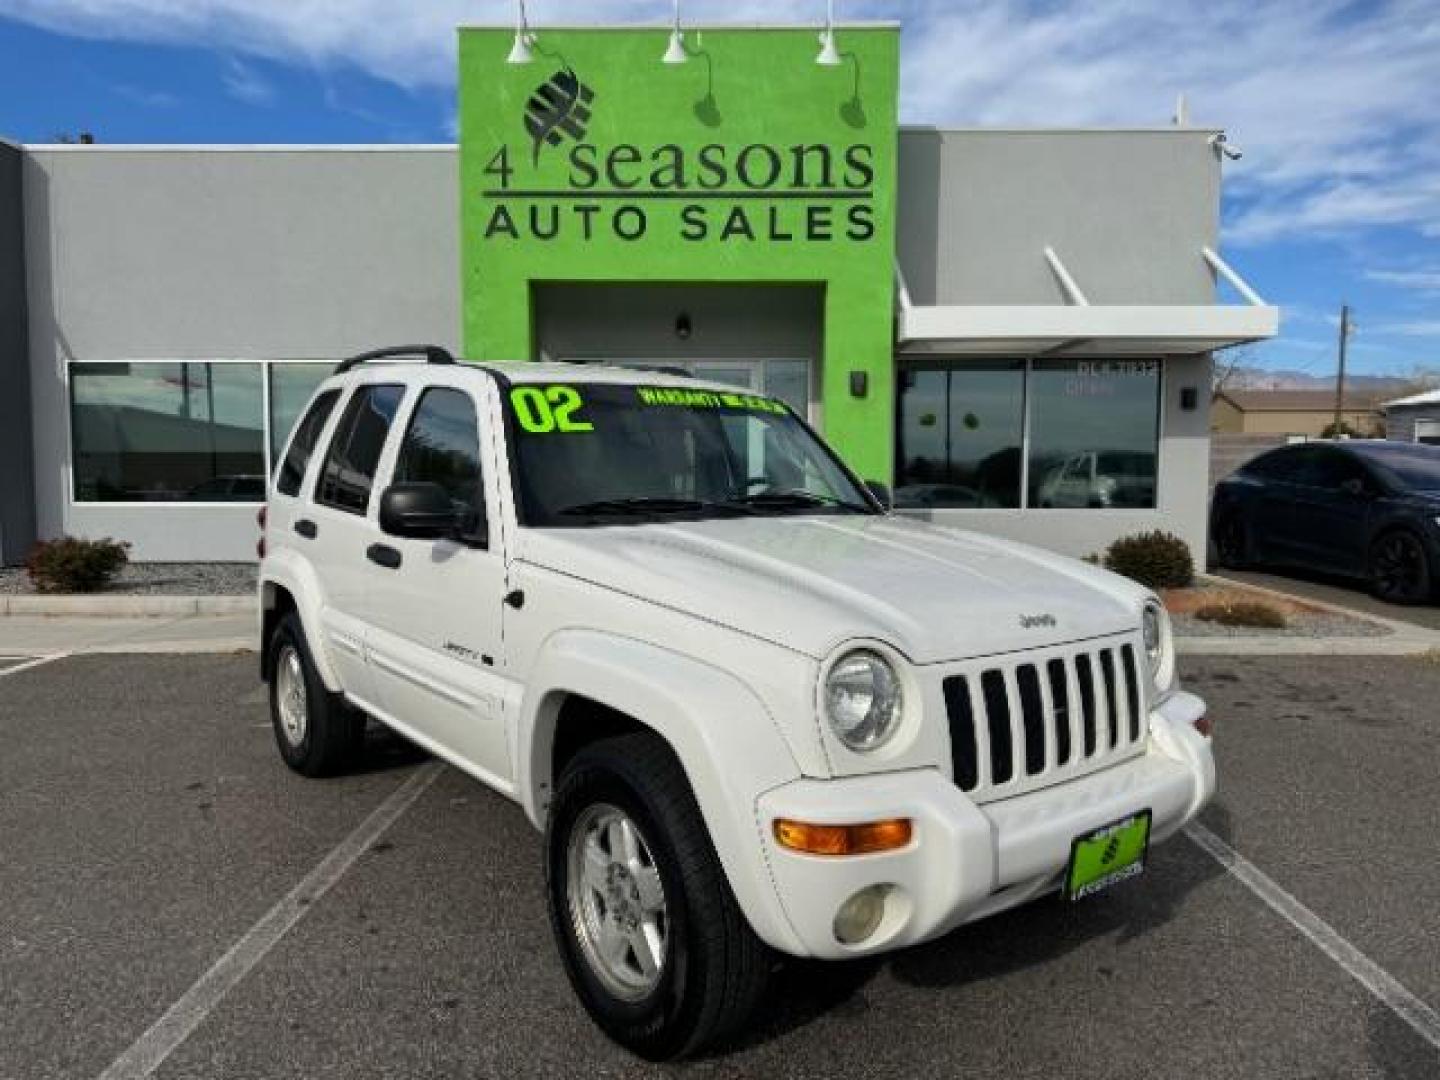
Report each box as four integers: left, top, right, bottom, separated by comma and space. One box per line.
663, 0, 690, 65
817, 0, 843, 66
506, 0, 536, 64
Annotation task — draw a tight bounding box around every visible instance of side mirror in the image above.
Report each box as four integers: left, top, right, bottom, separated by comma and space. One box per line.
379, 482, 462, 540
864, 479, 892, 509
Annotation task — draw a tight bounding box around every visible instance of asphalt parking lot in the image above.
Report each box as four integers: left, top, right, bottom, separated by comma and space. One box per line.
3, 652, 1439, 1079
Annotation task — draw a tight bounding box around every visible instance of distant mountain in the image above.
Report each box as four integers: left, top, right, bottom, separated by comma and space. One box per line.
1222, 366, 1431, 395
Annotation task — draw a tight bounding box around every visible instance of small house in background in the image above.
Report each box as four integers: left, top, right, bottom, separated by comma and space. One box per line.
1211, 389, 1385, 438
1382, 388, 1440, 445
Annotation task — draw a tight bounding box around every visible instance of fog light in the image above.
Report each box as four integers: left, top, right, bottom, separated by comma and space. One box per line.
834, 884, 890, 945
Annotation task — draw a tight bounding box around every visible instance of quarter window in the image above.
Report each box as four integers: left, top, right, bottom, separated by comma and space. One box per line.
316, 384, 405, 514
276, 388, 340, 497
393, 388, 486, 527
269, 363, 335, 461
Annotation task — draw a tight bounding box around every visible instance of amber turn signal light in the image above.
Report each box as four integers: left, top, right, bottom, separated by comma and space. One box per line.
773, 818, 913, 856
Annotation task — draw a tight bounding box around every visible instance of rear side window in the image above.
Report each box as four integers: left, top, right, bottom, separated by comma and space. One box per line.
1245, 446, 1306, 481
276, 389, 340, 497
393, 388, 486, 527
316, 384, 405, 514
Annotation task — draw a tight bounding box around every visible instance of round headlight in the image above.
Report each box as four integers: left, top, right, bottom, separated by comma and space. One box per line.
825, 650, 903, 751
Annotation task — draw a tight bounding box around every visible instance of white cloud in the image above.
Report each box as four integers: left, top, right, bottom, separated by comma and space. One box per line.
1366, 268, 1440, 291
1380, 321, 1440, 338
6, 0, 1440, 243
111, 83, 179, 108
221, 56, 273, 105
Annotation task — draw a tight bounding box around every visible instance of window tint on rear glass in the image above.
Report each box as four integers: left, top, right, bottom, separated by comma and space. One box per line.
276, 389, 340, 497
1246, 446, 1309, 482
316, 384, 404, 514
393, 388, 485, 526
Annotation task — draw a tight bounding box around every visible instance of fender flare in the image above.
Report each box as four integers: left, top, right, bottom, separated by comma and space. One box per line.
260, 552, 343, 693
519, 629, 808, 955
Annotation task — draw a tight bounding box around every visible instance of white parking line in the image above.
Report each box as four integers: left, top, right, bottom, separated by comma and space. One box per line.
95, 761, 445, 1080
0, 653, 73, 678
1185, 821, 1440, 1052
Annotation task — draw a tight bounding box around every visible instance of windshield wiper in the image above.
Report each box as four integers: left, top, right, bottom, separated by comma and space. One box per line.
558, 497, 750, 518
725, 490, 875, 515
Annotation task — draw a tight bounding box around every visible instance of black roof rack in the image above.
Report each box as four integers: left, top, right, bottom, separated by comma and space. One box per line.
334, 344, 455, 375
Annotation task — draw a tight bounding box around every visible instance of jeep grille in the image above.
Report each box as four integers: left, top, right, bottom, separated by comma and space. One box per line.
942, 640, 1145, 798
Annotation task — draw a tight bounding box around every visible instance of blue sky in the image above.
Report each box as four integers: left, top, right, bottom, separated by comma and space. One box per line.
2, 0, 1437, 381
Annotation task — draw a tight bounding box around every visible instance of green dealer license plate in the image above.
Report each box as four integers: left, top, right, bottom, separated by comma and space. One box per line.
1064, 810, 1152, 902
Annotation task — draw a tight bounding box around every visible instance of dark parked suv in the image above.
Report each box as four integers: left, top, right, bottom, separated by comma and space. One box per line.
1211, 440, 1440, 603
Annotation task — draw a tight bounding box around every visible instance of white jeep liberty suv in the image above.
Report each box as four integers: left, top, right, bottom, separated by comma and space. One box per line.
259, 345, 1214, 1059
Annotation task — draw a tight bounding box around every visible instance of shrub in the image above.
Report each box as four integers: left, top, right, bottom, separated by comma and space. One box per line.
1103, 530, 1194, 590
1193, 600, 1287, 629
25, 536, 131, 593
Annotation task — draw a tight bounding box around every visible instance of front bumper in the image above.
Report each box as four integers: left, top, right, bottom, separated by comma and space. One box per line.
755, 690, 1213, 959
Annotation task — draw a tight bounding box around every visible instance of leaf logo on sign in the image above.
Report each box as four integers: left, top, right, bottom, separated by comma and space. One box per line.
523, 68, 595, 164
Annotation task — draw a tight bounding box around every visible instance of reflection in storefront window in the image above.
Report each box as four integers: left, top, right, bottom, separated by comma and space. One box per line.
1028, 360, 1160, 510
71, 362, 265, 502
895, 363, 1025, 508
269, 363, 335, 460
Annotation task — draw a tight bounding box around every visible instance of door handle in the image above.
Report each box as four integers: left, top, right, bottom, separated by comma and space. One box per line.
294, 518, 318, 539
366, 543, 402, 570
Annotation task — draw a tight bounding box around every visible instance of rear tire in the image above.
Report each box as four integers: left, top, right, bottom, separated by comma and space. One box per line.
267, 612, 364, 777
545, 732, 772, 1060
1368, 530, 1432, 605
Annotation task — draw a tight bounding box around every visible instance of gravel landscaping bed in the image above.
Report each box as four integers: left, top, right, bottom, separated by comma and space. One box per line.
0, 563, 257, 596
1167, 578, 1391, 639
1172, 609, 1391, 638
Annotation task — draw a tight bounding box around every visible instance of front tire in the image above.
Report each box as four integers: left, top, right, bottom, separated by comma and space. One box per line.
1368, 530, 1432, 604
267, 612, 364, 777
545, 733, 772, 1060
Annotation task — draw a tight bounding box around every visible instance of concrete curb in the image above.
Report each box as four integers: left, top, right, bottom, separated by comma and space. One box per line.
1177, 635, 1439, 657
0, 595, 257, 617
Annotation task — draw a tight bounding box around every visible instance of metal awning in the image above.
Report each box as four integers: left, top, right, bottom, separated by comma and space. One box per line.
896, 247, 1279, 357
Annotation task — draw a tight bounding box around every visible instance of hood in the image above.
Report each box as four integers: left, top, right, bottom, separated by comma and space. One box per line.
518, 515, 1145, 663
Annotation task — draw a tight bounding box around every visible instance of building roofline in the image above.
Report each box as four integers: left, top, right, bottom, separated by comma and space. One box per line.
23, 143, 457, 152
456, 21, 900, 30
900, 124, 1224, 135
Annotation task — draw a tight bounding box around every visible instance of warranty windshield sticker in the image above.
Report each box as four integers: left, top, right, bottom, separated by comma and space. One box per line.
635, 386, 788, 414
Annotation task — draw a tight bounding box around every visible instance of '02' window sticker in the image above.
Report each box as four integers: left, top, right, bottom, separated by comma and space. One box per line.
509, 385, 594, 433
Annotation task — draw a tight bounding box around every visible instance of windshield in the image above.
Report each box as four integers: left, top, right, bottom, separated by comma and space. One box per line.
505, 382, 876, 526
1356, 443, 1440, 491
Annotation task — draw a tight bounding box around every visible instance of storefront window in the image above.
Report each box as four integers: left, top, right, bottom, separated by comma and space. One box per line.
269, 363, 334, 460
1028, 360, 1160, 510
895, 363, 1025, 508
71, 362, 265, 502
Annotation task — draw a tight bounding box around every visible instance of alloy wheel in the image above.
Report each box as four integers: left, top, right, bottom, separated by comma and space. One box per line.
565, 803, 669, 1001
1372, 533, 1426, 601
274, 644, 309, 747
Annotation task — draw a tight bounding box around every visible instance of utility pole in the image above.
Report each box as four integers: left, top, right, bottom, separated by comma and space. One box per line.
1332, 304, 1352, 437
